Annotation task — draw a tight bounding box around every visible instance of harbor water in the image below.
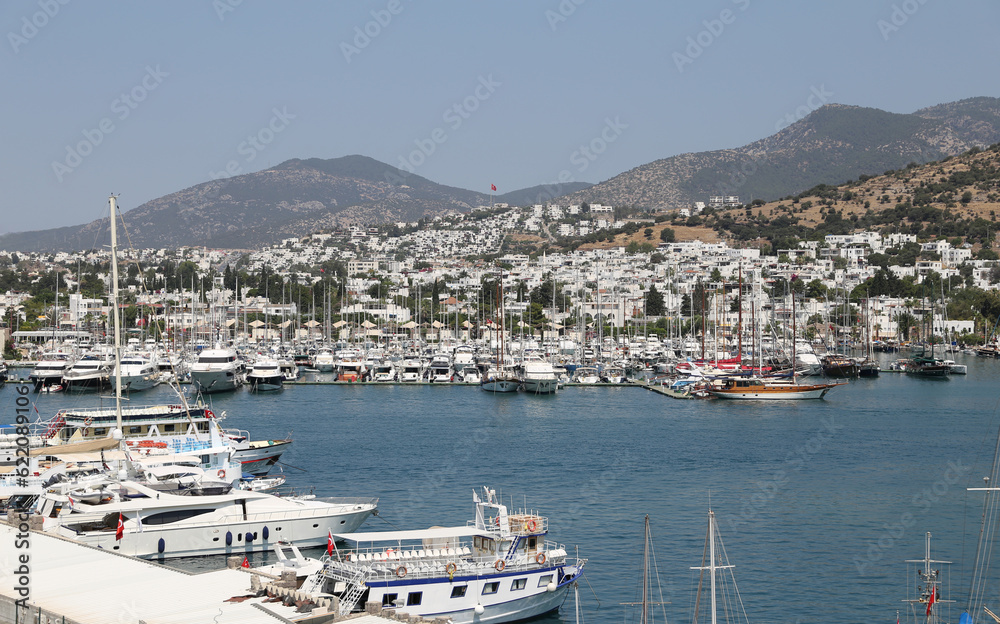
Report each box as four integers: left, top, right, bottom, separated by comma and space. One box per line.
4, 353, 999, 624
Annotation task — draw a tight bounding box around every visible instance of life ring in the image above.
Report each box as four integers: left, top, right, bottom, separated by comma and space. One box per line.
494, 516, 500, 526
527, 519, 537, 532
494, 560, 505, 572
445, 562, 457, 575
396, 566, 407, 578
535, 553, 546, 565
217, 469, 226, 479
83, 417, 93, 426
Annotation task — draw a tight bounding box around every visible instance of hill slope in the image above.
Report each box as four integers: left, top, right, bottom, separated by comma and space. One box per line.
564, 97, 1000, 209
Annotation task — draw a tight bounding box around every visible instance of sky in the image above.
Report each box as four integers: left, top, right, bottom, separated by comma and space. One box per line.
1, 0, 997, 235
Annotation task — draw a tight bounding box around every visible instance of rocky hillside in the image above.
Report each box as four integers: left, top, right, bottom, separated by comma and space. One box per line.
564, 97, 1000, 209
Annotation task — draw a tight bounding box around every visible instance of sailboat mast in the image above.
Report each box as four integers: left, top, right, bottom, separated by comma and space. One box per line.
642, 514, 650, 624
109, 195, 123, 432
709, 511, 718, 624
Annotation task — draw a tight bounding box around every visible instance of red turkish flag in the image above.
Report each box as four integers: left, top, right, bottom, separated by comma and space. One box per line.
241, 556, 250, 569
327, 530, 335, 556
115, 513, 124, 541
491, 184, 497, 191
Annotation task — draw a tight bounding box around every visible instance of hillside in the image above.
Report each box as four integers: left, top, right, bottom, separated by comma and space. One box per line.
564, 98, 1000, 209
0, 156, 589, 252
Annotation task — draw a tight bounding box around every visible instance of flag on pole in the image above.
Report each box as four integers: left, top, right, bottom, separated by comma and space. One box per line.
327, 530, 334, 556
241, 556, 250, 569
115, 512, 124, 541
491, 184, 496, 192
927, 586, 936, 616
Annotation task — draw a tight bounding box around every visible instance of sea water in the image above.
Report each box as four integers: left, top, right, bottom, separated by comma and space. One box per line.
5, 353, 999, 624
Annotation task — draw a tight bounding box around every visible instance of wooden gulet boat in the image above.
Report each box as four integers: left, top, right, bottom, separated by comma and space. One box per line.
707, 376, 844, 400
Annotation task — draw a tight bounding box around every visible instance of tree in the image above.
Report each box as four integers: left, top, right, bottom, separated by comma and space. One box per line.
659, 228, 675, 243
646, 284, 664, 316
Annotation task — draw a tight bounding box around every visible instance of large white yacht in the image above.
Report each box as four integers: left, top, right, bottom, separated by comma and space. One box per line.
247, 358, 284, 392
519, 359, 559, 394
190, 346, 244, 393
112, 351, 162, 392
27, 351, 75, 391
38, 477, 378, 559
61, 351, 114, 391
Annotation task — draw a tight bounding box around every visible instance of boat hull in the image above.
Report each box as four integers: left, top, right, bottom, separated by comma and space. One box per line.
481, 379, 520, 393
709, 383, 841, 400
191, 369, 242, 393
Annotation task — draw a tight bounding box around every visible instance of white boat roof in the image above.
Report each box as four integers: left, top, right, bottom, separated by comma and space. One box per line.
335, 525, 490, 542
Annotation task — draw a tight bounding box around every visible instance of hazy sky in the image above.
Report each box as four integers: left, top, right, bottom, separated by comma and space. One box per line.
2, 0, 997, 235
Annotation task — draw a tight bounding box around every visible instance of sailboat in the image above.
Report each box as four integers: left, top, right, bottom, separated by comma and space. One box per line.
621, 515, 670, 624
690, 509, 750, 624
481, 271, 520, 393
904, 532, 953, 624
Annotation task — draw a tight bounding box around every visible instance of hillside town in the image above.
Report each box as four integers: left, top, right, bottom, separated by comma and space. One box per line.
2, 200, 997, 359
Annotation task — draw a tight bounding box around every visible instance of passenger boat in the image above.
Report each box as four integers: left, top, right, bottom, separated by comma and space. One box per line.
707, 376, 844, 400
190, 346, 244, 393
299, 487, 586, 624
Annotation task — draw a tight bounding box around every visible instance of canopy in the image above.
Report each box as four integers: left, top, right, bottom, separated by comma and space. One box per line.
279, 320, 293, 328
304, 320, 321, 327
332, 320, 348, 328
361, 320, 376, 328
30, 437, 120, 457
431, 321, 444, 328
401, 321, 417, 329
249, 320, 266, 328
333, 526, 490, 543
225, 320, 238, 327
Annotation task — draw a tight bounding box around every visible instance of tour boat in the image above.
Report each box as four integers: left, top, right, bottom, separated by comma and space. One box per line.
707, 376, 845, 400
299, 487, 586, 624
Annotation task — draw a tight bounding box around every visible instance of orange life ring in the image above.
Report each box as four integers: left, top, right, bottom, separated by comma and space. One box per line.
527, 519, 537, 532
494, 560, 505, 572
217, 469, 226, 479
445, 562, 457, 575
396, 566, 407, 578
535, 552, 546, 565
83, 417, 93, 426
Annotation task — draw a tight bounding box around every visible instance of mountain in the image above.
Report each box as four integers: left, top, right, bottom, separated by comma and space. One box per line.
563, 97, 1000, 209
0, 156, 590, 252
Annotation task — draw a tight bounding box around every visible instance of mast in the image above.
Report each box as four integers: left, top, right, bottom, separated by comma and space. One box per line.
737, 264, 743, 366
109, 195, 123, 433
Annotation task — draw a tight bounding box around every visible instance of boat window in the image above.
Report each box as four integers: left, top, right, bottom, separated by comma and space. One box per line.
199, 357, 234, 364
538, 575, 553, 587
143, 508, 215, 525
406, 592, 422, 606
482, 582, 500, 595
94, 428, 106, 437
511, 578, 527, 591
527, 537, 536, 549
450, 586, 467, 598
382, 594, 398, 607
128, 426, 142, 434
164, 424, 175, 432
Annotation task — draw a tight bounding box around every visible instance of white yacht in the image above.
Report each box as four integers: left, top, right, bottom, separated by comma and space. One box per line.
370, 361, 398, 382
520, 360, 558, 394
335, 349, 365, 382
38, 477, 378, 559
314, 348, 336, 372
399, 359, 423, 383
190, 346, 244, 394
62, 352, 114, 391
300, 487, 585, 624
112, 351, 161, 392
428, 352, 453, 383
247, 358, 284, 392
28, 351, 75, 391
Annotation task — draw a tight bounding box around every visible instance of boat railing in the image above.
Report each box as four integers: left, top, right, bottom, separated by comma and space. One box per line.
324, 544, 570, 582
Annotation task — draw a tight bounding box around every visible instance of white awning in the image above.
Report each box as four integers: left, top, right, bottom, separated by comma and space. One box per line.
334, 526, 490, 543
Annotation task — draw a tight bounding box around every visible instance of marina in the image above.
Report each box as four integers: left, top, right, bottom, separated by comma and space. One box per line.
1, 352, 997, 623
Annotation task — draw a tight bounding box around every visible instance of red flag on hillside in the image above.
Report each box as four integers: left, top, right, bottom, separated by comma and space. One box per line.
491, 184, 497, 192
241, 556, 250, 568
115, 512, 124, 541
327, 530, 334, 556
